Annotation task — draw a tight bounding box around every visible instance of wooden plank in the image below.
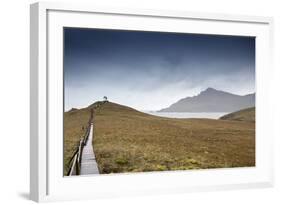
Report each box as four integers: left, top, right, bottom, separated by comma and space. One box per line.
80, 123, 100, 175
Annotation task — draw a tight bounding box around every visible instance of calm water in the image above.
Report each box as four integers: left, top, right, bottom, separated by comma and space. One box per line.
144, 111, 228, 119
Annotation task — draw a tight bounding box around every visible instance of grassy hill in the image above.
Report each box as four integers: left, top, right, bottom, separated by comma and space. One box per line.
64, 102, 255, 175
92, 102, 255, 174
220, 107, 255, 122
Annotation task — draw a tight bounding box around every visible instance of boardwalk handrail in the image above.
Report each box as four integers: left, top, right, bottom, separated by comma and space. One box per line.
68, 112, 93, 176
67, 101, 107, 176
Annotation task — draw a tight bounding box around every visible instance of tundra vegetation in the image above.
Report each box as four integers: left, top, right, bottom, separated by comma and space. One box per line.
64, 102, 255, 175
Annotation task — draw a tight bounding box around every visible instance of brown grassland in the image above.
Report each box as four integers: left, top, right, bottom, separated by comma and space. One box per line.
220, 107, 255, 122
63, 108, 91, 175
64, 102, 255, 175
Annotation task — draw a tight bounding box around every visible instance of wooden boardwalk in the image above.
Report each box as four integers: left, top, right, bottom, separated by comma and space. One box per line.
80, 123, 100, 175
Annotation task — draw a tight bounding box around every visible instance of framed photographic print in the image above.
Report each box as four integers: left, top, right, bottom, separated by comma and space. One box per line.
30, 2, 274, 202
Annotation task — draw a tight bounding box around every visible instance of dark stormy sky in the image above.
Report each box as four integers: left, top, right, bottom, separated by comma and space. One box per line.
64, 28, 255, 111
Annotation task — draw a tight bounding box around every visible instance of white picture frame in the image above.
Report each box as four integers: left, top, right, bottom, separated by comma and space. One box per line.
30, 2, 274, 202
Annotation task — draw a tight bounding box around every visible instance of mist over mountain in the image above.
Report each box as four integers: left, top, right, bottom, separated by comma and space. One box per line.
159, 88, 255, 113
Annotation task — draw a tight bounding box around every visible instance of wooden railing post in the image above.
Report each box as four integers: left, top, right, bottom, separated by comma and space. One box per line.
76, 155, 79, 175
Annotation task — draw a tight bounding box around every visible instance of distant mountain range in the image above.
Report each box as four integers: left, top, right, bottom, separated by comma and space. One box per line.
159, 88, 255, 113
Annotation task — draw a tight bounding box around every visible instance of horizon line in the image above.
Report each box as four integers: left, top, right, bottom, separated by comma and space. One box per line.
64, 87, 255, 112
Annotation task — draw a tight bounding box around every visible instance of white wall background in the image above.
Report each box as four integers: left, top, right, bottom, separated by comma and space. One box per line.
0, 0, 280, 204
